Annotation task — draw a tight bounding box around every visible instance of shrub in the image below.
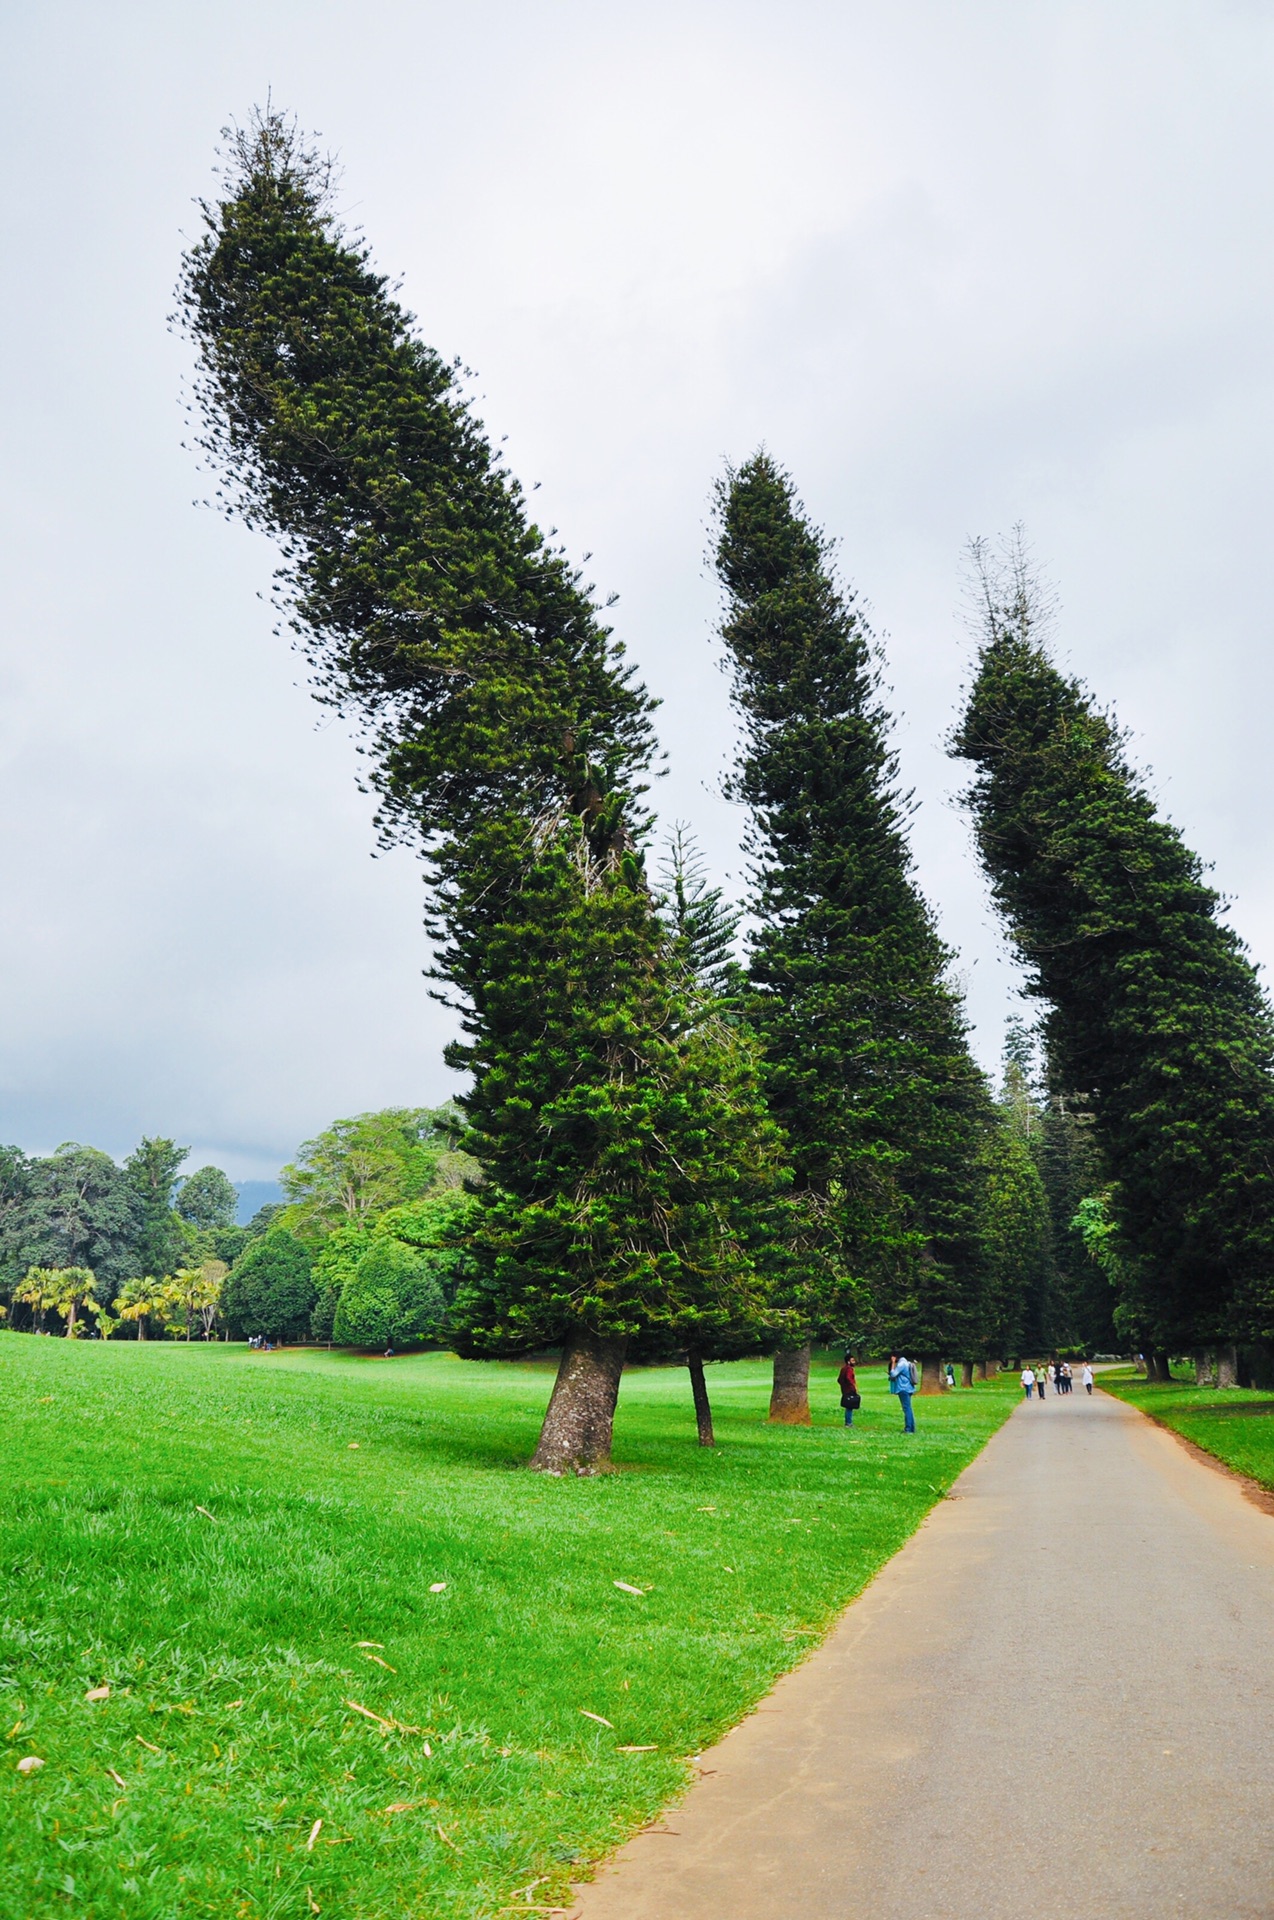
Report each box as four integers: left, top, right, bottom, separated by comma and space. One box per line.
223, 1227, 315, 1342
333, 1238, 446, 1350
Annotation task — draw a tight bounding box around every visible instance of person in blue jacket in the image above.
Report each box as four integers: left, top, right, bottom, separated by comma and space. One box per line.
889, 1353, 917, 1433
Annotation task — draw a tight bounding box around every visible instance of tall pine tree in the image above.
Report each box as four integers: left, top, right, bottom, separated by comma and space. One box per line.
714, 454, 991, 1410
953, 537, 1274, 1364
181, 111, 779, 1467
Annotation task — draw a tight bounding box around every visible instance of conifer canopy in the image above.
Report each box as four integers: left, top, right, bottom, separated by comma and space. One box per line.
714, 454, 991, 1370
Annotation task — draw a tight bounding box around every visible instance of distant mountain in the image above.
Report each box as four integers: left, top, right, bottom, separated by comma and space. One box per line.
234, 1179, 284, 1226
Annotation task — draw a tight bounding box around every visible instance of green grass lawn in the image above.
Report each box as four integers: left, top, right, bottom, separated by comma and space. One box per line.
1100, 1367, 1274, 1491
1, 1336, 1016, 1919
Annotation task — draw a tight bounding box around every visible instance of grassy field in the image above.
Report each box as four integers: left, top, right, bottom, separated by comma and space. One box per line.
1100, 1368, 1274, 1490
2, 1336, 1016, 1919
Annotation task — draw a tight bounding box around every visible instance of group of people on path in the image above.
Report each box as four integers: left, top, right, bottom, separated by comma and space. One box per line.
1020, 1360, 1094, 1400
836, 1352, 919, 1432
834, 1352, 1098, 1431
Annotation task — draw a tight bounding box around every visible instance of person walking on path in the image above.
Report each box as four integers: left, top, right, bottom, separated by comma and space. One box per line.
1053, 1361, 1064, 1395
837, 1352, 860, 1428
1021, 1365, 1034, 1400
889, 1354, 917, 1433
1035, 1364, 1048, 1399
1082, 1362, 1094, 1395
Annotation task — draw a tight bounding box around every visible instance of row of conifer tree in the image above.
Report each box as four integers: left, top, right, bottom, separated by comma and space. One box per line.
175, 110, 1273, 1466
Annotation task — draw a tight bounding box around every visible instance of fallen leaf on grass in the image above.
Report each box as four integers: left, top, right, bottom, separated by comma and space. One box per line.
85, 1686, 110, 1702
225, 1700, 243, 1710
307, 1889, 320, 1914
344, 1700, 393, 1731
617, 1745, 658, 1753
697, 1505, 716, 1513
422, 1740, 433, 1757
135, 1736, 161, 1754
436, 1824, 459, 1849
7, 1718, 22, 1739
508, 1878, 547, 1901
106, 1768, 127, 1789
306, 1818, 322, 1851
722, 1566, 734, 1573
384, 1801, 416, 1814
580, 1710, 613, 1728
16, 1756, 43, 1774
343, 1699, 424, 1736
612, 1581, 646, 1596
354, 1641, 383, 1649
429, 1582, 447, 1593
347, 1442, 360, 1449
195, 1505, 219, 1522
361, 1653, 396, 1672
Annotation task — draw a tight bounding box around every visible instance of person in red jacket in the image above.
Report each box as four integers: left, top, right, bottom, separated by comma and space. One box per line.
837, 1351, 860, 1428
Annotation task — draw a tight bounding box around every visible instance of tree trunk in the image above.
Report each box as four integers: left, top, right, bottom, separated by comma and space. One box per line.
530, 1331, 628, 1473
1150, 1350, 1172, 1382
1194, 1349, 1215, 1386
961, 1360, 974, 1387
976, 1359, 989, 1380
1216, 1343, 1239, 1389
768, 1344, 812, 1424
65, 1303, 77, 1338
137, 1319, 146, 1341
919, 1354, 945, 1394
687, 1350, 714, 1447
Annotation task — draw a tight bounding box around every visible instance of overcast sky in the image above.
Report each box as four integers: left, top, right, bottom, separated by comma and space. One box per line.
3, 0, 1273, 1179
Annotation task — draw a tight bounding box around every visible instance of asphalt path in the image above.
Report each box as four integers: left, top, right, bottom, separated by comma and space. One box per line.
570, 1385, 1274, 1919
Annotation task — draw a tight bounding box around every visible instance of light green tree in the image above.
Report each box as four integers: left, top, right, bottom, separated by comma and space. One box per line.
280, 1109, 465, 1240
14, 1265, 97, 1336
113, 1274, 167, 1340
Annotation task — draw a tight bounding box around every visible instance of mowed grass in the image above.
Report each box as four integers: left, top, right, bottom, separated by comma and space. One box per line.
1100, 1367, 1274, 1491
1, 1336, 1017, 1919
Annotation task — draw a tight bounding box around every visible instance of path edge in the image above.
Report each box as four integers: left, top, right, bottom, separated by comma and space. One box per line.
1097, 1385, 1274, 1518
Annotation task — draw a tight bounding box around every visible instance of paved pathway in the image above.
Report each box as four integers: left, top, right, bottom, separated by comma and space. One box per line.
571, 1388, 1274, 1919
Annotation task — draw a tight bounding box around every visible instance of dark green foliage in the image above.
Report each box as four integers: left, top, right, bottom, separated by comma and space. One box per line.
209, 1224, 250, 1267
332, 1238, 447, 1349
222, 1226, 315, 1341
446, 826, 786, 1357
656, 827, 744, 1007
952, 540, 1274, 1349
180, 113, 781, 1431
176, 1164, 238, 1231
245, 1202, 286, 1240
1037, 1094, 1113, 1351
713, 453, 992, 1356
309, 1224, 370, 1342
178, 113, 655, 868
0, 1146, 34, 1299
4, 1146, 142, 1308
124, 1136, 191, 1280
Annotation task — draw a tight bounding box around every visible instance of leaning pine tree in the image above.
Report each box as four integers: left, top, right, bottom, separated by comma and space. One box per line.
181, 111, 781, 1468
953, 537, 1274, 1374
714, 454, 992, 1412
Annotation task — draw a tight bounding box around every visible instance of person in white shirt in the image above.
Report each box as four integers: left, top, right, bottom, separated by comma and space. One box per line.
1021, 1365, 1035, 1400
1081, 1362, 1094, 1395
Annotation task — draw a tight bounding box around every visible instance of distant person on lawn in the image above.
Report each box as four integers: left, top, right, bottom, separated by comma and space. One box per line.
837, 1351, 860, 1428
1082, 1362, 1094, 1395
1021, 1365, 1034, 1400
889, 1354, 917, 1433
